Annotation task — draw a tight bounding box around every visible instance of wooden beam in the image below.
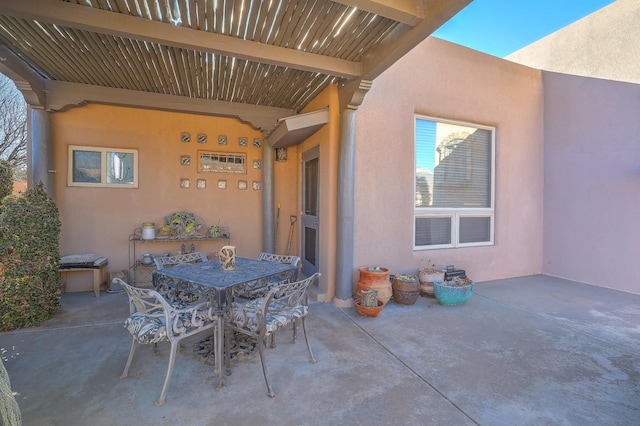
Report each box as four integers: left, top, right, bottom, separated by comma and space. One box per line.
332, 0, 425, 26
359, 0, 472, 81
44, 81, 294, 131
0, 0, 362, 79
0, 45, 45, 107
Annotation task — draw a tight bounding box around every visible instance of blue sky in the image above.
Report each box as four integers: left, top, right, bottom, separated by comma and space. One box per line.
432, 0, 615, 58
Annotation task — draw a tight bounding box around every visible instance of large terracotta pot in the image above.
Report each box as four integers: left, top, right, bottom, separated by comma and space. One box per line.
356, 266, 392, 304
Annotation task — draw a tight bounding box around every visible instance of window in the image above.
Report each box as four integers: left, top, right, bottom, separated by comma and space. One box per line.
414, 116, 494, 249
68, 145, 138, 188
198, 151, 246, 174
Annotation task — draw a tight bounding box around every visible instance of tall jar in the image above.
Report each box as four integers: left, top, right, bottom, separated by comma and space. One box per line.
142, 222, 156, 240
356, 266, 392, 304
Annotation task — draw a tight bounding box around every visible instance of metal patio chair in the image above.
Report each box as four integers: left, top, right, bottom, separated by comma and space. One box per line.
226, 273, 320, 397
115, 278, 216, 406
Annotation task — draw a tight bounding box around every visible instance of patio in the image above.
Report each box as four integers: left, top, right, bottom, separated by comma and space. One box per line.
2, 275, 639, 425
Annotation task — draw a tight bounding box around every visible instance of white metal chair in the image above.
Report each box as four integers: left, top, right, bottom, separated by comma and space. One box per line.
226, 273, 320, 397
115, 278, 216, 406
153, 252, 208, 304
240, 252, 303, 347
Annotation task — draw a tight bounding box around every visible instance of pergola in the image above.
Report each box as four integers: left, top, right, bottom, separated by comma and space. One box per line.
0, 0, 470, 303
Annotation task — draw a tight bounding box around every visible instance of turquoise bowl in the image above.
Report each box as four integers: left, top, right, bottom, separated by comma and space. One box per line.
433, 280, 474, 305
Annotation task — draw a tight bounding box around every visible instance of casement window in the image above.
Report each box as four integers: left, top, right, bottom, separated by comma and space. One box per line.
414, 116, 495, 249
68, 145, 138, 188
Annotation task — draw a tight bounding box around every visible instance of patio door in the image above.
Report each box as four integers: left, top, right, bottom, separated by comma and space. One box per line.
301, 146, 319, 278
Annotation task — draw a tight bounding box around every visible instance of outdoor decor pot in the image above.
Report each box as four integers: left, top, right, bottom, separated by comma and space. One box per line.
354, 299, 385, 318
356, 266, 392, 304
418, 267, 445, 297
392, 274, 420, 305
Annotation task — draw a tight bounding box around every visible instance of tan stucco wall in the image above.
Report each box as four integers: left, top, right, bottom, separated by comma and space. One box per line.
353, 37, 545, 285
51, 105, 293, 291
507, 0, 640, 85
542, 71, 640, 294
295, 84, 341, 300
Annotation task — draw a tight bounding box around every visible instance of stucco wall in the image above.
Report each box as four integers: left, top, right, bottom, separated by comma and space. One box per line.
353, 37, 544, 285
51, 105, 296, 291
542, 72, 640, 294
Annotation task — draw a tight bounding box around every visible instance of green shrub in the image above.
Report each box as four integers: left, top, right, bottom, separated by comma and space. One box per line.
0, 182, 61, 331
0, 160, 13, 201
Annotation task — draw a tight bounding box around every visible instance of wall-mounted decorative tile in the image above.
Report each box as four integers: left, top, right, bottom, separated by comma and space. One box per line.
181, 132, 191, 143
252, 160, 261, 169
197, 133, 207, 144
218, 179, 227, 189
252, 181, 261, 190
238, 137, 248, 147
180, 178, 190, 188
238, 180, 247, 190
180, 155, 191, 166
253, 138, 261, 148
197, 179, 206, 189
276, 147, 287, 162
218, 135, 227, 145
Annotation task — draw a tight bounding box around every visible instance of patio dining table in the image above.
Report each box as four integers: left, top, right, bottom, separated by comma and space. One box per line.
152, 257, 296, 390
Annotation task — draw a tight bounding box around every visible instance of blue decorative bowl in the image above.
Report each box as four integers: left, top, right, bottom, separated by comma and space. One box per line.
433, 280, 474, 305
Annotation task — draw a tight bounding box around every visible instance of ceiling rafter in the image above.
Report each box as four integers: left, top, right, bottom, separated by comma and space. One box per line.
332, 0, 425, 26
0, 0, 362, 78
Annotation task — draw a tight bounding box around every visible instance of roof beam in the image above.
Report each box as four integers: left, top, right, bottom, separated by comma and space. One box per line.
0, 0, 361, 79
0, 45, 45, 107
358, 0, 472, 80
332, 0, 425, 26
44, 81, 294, 131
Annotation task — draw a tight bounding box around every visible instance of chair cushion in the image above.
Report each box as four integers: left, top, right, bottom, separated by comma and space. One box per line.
228, 299, 308, 334
124, 312, 167, 344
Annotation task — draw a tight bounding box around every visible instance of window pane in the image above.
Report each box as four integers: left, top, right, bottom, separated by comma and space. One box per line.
73, 150, 101, 183
416, 119, 492, 208
415, 217, 451, 246
304, 226, 316, 265
459, 217, 491, 243
305, 157, 318, 216
107, 152, 135, 184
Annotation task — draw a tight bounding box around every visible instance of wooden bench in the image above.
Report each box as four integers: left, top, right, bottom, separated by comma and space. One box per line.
59, 254, 109, 297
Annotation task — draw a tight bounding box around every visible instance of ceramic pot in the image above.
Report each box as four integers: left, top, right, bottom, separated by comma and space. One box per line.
356, 266, 392, 304
418, 267, 444, 297
354, 299, 385, 318
392, 275, 420, 305
219, 245, 236, 270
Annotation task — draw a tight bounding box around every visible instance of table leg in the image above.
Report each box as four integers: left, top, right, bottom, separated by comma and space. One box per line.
215, 314, 225, 390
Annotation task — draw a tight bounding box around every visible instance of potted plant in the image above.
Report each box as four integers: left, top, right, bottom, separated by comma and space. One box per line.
418, 259, 444, 297
392, 274, 420, 305
354, 289, 385, 317
433, 276, 474, 306
356, 266, 392, 304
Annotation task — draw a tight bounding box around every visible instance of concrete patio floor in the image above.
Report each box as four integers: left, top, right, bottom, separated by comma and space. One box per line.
1, 275, 639, 425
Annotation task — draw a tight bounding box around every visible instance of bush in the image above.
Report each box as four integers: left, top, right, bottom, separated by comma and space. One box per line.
0, 160, 13, 201
0, 182, 61, 331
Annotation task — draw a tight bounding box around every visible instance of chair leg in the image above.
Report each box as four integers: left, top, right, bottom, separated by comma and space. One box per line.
121, 339, 138, 379
301, 317, 316, 364
292, 321, 298, 344
258, 335, 276, 398
156, 340, 179, 407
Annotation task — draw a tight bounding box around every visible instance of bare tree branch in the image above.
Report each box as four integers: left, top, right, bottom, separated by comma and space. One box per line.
0, 73, 27, 180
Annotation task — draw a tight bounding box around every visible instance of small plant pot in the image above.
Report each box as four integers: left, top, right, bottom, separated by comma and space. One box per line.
354, 299, 385, 318
392, 274, 420, 305
418, 267, 444, 297
433, 278, 474, 306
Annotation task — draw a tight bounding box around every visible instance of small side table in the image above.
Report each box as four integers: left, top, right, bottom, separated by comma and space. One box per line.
59, 254, 109, 297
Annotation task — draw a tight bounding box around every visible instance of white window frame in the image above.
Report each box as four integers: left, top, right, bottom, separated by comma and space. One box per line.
68, 145, 139, 188
413, 115, 495, 250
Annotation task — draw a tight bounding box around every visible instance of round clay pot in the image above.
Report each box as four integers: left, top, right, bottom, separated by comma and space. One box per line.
418, 267, 444, 297
392, 275, 420, 305
354, 299, 385, 318
356, 266, 392, 304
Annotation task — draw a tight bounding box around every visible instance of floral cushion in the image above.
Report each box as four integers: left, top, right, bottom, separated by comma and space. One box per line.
124, 312, 167, 344
228, 299, 308, 334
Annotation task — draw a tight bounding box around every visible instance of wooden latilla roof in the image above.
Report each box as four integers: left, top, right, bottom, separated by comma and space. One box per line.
0, 0, 470, 131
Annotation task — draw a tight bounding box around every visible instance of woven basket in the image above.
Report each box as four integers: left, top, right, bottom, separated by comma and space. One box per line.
433, 280, 474, 305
